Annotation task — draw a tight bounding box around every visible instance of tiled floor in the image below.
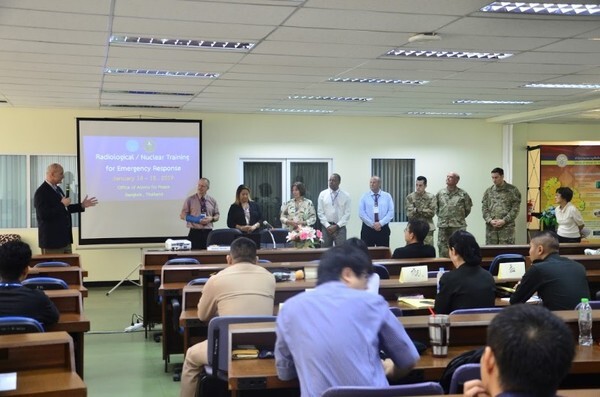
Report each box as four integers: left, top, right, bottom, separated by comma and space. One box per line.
84, 285, 181, 397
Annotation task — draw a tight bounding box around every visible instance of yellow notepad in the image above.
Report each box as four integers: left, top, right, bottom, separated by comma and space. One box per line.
232, 348, 259, 360
397, 298, 435, 308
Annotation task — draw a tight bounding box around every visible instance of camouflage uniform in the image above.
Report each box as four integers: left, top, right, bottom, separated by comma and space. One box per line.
436, 187, 473, 258
481, 182, 521, 245
405, 191, 437, 246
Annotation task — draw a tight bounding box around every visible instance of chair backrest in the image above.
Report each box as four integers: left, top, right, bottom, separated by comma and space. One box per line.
449, 307, 503, 315
321, 382, 444, 396
207, 228, 242, 246
21, 277, 68, 290
34, 261, 69, 268
0, 316, 45, 334
257, 259, 271, 263
187, 278, 209, 286
206, 315, 276, 379
448, 363, 481, 394
488, 253, 525, 275
259, 228, 290, 248
372, 263, 390, 280
389, 307, 403, 317
164, 258, 200, 266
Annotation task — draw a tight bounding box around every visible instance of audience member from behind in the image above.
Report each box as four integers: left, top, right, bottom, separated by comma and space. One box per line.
393, 219, 436, 259
510, 231, 589, 310
227, 184, 263, 245
555, 187, 585, 243
405, 176, 437, 246
0, 241, 59, 325
464, 304, 574, 397
275, 244, 419, 397
434, 230, 495, 315
180, 237, 275, 397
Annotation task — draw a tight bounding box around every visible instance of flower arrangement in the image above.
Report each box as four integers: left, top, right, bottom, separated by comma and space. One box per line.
538, 207, 558, 230
286, 226, 324, 249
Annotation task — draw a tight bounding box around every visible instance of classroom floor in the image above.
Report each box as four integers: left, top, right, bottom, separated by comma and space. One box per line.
84, 284, 181, 397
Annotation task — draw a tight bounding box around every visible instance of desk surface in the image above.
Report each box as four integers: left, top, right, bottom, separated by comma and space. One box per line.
0, 370, 87, 397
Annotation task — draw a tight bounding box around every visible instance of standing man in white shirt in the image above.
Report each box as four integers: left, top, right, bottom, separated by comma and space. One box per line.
317, 173, 352, 247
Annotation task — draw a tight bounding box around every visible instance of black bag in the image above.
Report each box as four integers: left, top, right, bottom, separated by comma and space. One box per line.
197, 374, 228, 397
439, 346, 484, 393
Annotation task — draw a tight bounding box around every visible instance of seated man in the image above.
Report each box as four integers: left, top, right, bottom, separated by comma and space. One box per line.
275, 244, 419, 397
464, 304, 574, 397
510, 231, 589, 310
180, 237, 276, 397
392, 219, 436, 259
0, 241, 59, 325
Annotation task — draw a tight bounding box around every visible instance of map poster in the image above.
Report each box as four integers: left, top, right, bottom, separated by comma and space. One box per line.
540, 145, 600, 242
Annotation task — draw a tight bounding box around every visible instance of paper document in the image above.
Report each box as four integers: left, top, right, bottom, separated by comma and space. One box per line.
397, 297, 435, 308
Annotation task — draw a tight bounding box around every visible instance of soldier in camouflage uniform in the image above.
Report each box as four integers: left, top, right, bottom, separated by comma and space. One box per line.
405, 176, 437, 247
482, 167, 522, 245
436, 172, 473, 258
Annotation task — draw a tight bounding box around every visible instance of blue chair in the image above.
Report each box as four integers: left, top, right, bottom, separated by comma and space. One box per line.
488, 254, 525, 276
372, 263, 390, 280
257, 259, 271, 263
188, 278, 209, 286
321, 382, 444, 396
22, 277, 68, 290
450, 307, 503, 315
259, 228, 290, 249
0, 316, 45, 334
449, 363, 481, 394
34, 261, 69, 268
206, 228, 242, 246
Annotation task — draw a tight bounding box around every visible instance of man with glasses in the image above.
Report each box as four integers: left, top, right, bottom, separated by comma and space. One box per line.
180, 177, 220, 249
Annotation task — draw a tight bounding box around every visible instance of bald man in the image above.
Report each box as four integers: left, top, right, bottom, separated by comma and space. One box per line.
436, 172, 472, 258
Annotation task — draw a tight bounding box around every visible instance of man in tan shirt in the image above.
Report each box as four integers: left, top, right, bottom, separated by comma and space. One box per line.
180, 237, 276, 397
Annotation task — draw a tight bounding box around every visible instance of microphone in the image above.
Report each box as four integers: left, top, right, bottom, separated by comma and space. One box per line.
65, 184, 70, 198
262, 221, 277, 249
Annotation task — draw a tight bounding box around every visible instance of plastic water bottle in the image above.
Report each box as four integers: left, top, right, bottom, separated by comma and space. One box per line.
578, 298, 593, 346
436, 267, 445, 295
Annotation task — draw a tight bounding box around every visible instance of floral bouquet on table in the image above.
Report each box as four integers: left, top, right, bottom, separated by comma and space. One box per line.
537, 206, 558, 231
286, 226, 324, 249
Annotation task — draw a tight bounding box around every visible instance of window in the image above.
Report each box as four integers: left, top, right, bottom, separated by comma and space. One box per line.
0, 155, 27, 228
372, 158, 415, 222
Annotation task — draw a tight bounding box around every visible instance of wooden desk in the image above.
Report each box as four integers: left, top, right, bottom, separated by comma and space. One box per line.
0, 331, 86, 397
27, 266, 84, 286
44, 289, 90, 379
479, 242, 600, 258
29, 253, 81, 268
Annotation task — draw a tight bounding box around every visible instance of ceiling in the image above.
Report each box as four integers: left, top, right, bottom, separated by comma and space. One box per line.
0, 0, 599, 123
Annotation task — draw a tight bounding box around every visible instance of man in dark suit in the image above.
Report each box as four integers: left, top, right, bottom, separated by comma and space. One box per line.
33, 163, 98, 254
392, 219, 436, 259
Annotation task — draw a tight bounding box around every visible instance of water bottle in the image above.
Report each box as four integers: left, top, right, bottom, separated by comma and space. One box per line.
578, 298, 593, 346
436, 267, 445, 295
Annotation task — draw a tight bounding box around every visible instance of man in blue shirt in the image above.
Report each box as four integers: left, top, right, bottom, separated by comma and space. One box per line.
275, 244, 419, 397
463, 304, 574, 397
358, 176, 395, 247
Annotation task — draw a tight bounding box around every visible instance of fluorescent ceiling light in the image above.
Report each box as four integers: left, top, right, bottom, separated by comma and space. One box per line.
481, 2, 600, 15
260, 108, 333, 113
385, 49, 512, 60
407, 111, 473, 116
454, 99, 533, 104
328, 77, 429, 85
289, 95, 372, 102
109, 35, 255, 51
102, 104, 181, 109
523, 83, 600, 89
105, 68, 219, 78
102, 90, 195, 96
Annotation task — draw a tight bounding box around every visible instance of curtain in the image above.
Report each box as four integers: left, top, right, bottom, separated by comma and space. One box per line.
244, 162, 283, 227
372, 159, 415, 222
0, 155, 27, 227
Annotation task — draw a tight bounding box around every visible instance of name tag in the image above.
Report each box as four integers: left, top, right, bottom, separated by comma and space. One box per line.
498, 261, 525, 279
304, 267, 318, 280
399, 265, 428, 283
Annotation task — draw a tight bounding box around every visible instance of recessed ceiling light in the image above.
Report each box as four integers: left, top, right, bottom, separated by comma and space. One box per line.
523, 83, 600, 89
109, 35, 255, 51
454, 99, 533, 105
260, 108, 333, 113
481, 2, 600, 15
407, 111, 473, 116
102, 90, 196, 96
384, 49, 513, 60
328, 77, 429, 85
289, 95, 372, 102
104, 68, 219, 78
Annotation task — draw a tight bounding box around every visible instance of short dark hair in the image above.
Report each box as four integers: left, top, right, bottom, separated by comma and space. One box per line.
416, 176, 427, 185
556, 187, 573, 202
491, 167, 504, 175
448, 230, 481, 266
407, 220, 430, 243
531, 230, 560, 253
229, 237, 257, 264
488, 304, 574, 395
292, 181, 306, 196
344, 237, 369, 256
0, 241, 32, 281
330, 173, 341, 183
317, 244, 372, 285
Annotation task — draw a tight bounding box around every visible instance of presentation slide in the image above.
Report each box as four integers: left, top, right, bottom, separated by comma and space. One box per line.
77, 118, 202, 245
